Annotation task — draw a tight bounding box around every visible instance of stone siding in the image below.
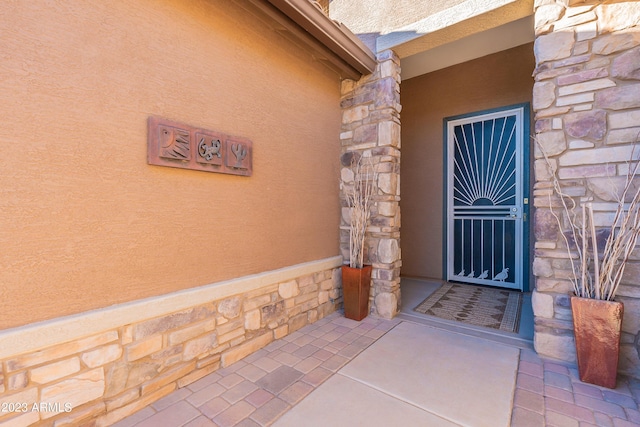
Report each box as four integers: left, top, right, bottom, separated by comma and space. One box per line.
0, 264, 340, 426
340, 50, 402, 319
532, 0, 640, 378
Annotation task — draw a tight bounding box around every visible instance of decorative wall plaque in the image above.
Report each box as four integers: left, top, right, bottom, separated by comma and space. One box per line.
148, 117, 253, 176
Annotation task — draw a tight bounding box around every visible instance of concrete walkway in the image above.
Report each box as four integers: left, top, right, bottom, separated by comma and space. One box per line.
114, 312, 640, 427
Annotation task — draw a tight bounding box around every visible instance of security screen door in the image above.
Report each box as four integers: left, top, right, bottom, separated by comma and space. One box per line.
445, 106, 526, 291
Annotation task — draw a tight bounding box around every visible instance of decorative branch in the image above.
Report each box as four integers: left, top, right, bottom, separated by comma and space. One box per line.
344, 153, 377, 269
537, 138, 640, 300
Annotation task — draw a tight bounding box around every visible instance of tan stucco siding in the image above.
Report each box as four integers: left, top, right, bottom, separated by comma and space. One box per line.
401, 43, 534, 280
0, 0, 342, 329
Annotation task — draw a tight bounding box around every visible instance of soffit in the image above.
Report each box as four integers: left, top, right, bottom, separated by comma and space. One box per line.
238, 0, 376, 79
375, 0, 535, 79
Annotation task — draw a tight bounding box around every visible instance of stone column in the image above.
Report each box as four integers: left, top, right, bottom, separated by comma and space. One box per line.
532, 0, 640, 378
340, 50, 402, 319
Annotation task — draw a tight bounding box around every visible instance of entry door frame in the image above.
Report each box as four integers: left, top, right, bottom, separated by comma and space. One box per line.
442, 103, 530, 292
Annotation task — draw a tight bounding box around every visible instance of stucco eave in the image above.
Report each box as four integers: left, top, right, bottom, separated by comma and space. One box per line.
265, 0, 377, 76
377, 0, 534, 57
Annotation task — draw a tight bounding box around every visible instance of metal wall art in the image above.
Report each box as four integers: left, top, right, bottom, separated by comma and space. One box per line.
147, 117, 253, 176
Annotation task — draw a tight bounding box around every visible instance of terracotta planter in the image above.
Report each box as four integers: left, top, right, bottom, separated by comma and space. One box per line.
341, 265, 372, 321
571, 296, 624, 389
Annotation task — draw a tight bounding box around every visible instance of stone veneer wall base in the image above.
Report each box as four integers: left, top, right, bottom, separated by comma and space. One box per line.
0, 256, 342, 426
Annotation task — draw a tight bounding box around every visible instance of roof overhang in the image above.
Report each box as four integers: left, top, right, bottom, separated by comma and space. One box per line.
240, 0, 376, 79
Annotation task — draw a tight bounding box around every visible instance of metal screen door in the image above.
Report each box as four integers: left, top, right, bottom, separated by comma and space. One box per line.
446, 106, 526, 291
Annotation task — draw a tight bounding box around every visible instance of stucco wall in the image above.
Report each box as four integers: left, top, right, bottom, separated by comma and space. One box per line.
400, 42, 535, 280
0, 0, 342, 329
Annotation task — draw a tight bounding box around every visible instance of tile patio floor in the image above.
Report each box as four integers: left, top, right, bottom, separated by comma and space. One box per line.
114, 310, 640, 427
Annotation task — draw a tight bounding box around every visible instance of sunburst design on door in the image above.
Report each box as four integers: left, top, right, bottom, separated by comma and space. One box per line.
452, 116, 517, 207
446, 107, 525, 291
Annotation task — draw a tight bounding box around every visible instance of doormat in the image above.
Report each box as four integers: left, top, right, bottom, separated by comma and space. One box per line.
413, 283, 522, 333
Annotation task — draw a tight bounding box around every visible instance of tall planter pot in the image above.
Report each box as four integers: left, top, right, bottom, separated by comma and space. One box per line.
341, 265, 372, 321
571, 296, 624, 389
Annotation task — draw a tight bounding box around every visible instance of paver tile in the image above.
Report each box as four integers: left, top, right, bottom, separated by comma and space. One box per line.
272, 351, 302, 367
518, 372, 545, 394
280, 342, 300, 354
311, 338, 330, 348
603, 390, 638, 410
321, 331, 343, 342
236, 418, 261, 427
574, 394, 627, 419
217, 360, 248, 376
292, 334, 315, 347
256, 365, 304, 395
520, 348, 544, 364
573, 382, 604, 399
188, 372, 223, 392
337, 344, 365, 359
337, 331, 359, 343
545, 385, 575, 403
279, 381, 314, 405
511, 406, 545, 427
249, 398, 290, 426
545, 397, 596, 423
294, 355, 323, 373
322, 354, 349, 372
183, 415, 218, 427
245, 389, 275, 408
243, 349, 268, 364
187, 382, 226, 407
613, 418, 640, 427
282, 331, 303, 343
313, 347, 337, 359
520, 360, 544, 378
544, 362, 571, 375
545, 410, 580, 427
136, 401, 200, 427
151, 387, 193, 411
514, 388, 544, 413
213, 401, 255, 427
263, 339, 286, 352
218, 373, 244, 389
593, 412, 614, 427
221, 380, 259, 404
200, 397, 231, 419
111, 406, 156, 427
237, 364, 268, 382
545, 370, 573, 391
252, 356, 282, 373
624, 407, 640, 424
301, 366, 333, 387
292, 344, 319, 358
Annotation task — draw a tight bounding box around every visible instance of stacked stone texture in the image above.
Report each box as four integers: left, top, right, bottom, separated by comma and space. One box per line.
339, 50, 402, 319
532, 0, 640, 379
0, 267, 340, 426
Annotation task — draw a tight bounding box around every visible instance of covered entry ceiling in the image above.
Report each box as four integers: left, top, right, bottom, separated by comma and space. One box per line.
400, 15, 534, 79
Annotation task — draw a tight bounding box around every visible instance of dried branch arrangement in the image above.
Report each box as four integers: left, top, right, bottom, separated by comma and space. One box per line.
344, 153, 377, 269
540, 144, 640, 300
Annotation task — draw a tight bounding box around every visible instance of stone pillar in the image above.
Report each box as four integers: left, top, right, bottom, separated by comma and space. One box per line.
532, 0, 640, 378
340, 50, 402, 319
